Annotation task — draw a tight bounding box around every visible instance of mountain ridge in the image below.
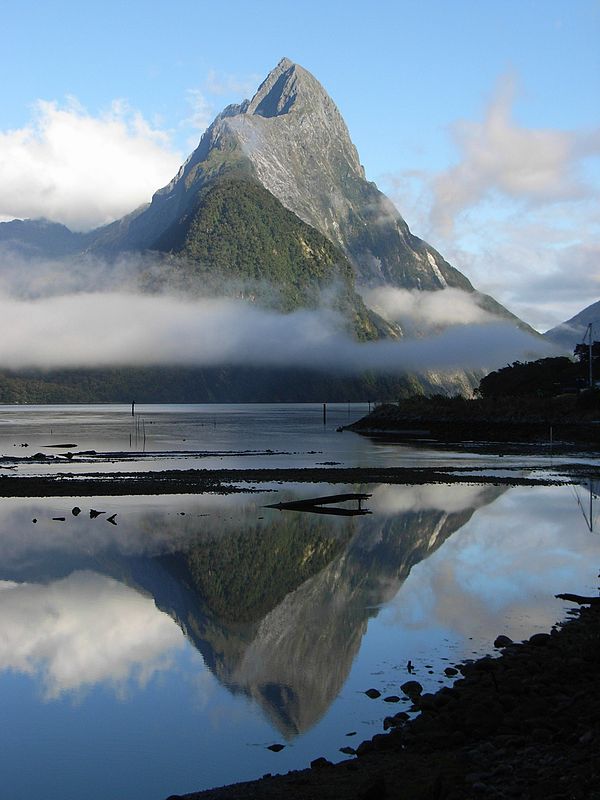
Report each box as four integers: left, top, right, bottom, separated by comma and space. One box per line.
544, 300, 600, 351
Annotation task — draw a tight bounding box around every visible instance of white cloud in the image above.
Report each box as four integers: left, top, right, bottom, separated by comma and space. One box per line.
383, 75, 600, 330
0, 289, 549, 372
362, 286, 495, 332
185, 89, 214, 137
430, 75, 600, 236
0, 572, 185, 698
0, 99, 182, 232
205, 69, 262, 98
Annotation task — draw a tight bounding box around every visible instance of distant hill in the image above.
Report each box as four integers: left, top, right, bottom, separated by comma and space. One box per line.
0, 218, 89, 258
544, 300, 600, 352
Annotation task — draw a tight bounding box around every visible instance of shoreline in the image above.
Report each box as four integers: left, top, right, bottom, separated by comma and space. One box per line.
171, 601, 600, 800
0, 462, 598, 496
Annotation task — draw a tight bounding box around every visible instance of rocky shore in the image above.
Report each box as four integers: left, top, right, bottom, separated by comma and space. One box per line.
347, 398, 600, 450
171, 600, 599, 800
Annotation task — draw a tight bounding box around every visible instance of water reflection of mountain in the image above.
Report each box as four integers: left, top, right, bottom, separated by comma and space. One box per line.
0, 485, 505, 737
134, 484, 506, 737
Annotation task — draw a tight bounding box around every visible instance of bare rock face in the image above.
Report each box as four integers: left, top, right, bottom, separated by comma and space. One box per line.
113, 58, 474, 293
208, 58, 470, 290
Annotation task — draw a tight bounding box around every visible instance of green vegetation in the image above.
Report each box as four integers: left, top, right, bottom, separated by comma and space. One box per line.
0, 365, 436, 404
154, 178, 381, 339
179, 520, 346, 624
479, 344, 600, 398
351, 347, 600, 445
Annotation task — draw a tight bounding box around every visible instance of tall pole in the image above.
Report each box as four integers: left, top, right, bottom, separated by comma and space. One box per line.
588, 323, 593, 389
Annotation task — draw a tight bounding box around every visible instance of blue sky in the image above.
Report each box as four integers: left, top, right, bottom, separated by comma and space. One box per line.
1, 0, 598, 330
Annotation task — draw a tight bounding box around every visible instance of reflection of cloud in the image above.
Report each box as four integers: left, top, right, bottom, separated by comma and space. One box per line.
0, 572, 184, 698
385, 486, 600, 641
370, 484, 490, 515
0, 495, 270, 567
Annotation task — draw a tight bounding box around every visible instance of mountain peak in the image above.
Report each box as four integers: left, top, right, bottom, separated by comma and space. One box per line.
246, 57, 325, 118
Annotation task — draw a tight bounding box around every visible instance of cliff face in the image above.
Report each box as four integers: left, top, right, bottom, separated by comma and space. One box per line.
103, 58, 475, 295
222, 58, 472, 291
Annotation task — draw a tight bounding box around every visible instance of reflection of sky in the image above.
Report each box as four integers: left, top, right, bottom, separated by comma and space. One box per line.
0, 482, 599, 799
0, 571, 185, 698
380, 485, 600, 642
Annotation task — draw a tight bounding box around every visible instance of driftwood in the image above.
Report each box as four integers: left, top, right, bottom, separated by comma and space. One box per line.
555, 593, 600, 606
265, 492, 372, 517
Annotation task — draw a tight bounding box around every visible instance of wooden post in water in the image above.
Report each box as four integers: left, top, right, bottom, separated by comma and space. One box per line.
131, 401, 135, 417
323, 403, 327, 425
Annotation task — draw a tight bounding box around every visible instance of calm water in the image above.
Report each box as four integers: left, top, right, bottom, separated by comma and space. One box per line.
0, 405, 599, 800
1, 402, 594, 475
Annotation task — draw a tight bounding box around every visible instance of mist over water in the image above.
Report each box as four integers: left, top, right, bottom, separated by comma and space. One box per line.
0, 249, 551, 373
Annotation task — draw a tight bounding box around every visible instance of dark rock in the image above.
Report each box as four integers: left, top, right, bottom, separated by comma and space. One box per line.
365, 688, 381, 699
494, 634, 514, 648
89, 509, 105, 518
52, 517, 66, 522
310, 757, 333, 769
356, 740, 374, 757
371, 733, 400, 752
359, 776, 386, 800
267, 743, 285, 752
383, 712, 409, 730
339, 746, 356, 755
528, 633, 552, 647
444, 666, 459, 676
32, 519, 37, 523
383, 695, 400, 703
417, 693, 437, 711
474, 657, 496, 672
71, 506, 81, 516
400, 680, 423, 698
